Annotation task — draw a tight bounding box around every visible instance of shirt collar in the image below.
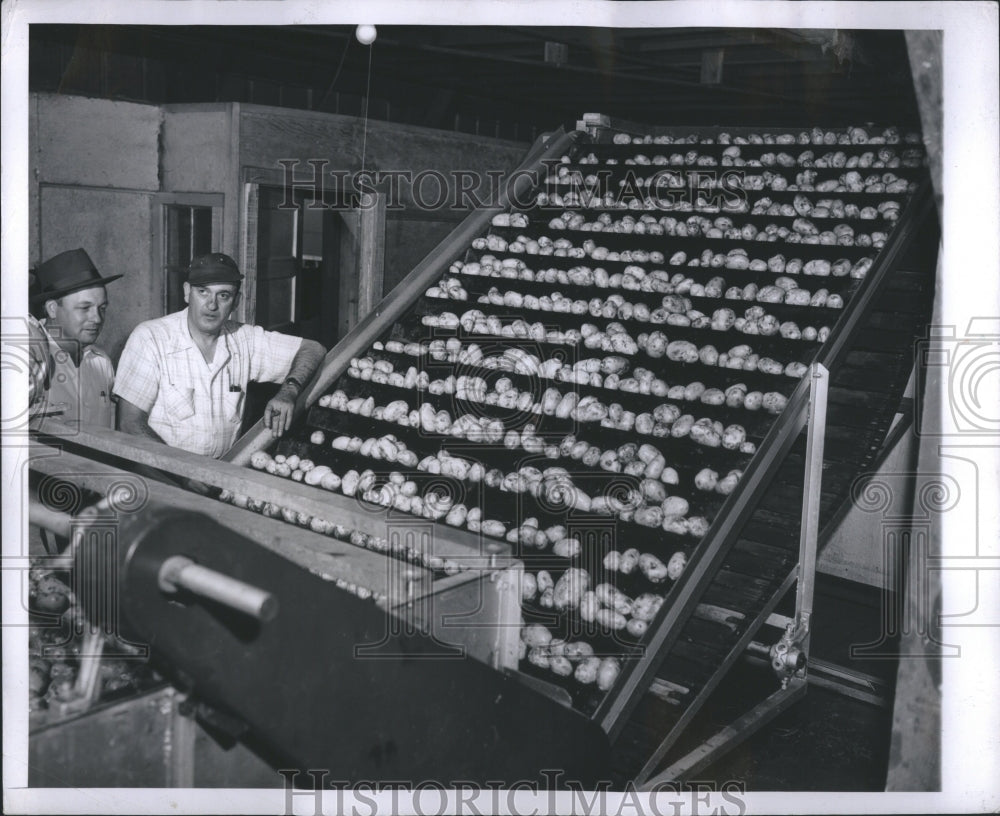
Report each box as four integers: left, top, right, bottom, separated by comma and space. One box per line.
168, 308, 196, 353
170, 307, 235, 369
39, 318, 108, 361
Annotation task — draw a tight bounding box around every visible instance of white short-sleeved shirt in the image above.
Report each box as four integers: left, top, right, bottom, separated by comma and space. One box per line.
28, 316, 116, 432
113, 309, 302, 458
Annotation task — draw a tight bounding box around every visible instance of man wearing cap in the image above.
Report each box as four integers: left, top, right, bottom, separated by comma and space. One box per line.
114, 252, 325, 459
28, 248, 121, 430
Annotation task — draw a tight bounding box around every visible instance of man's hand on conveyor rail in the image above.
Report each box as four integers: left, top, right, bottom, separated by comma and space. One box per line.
264, 338, 326, 437
263, 388, 297, 438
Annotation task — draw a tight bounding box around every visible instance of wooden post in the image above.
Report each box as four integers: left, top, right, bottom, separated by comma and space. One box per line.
356, 188, 386, 323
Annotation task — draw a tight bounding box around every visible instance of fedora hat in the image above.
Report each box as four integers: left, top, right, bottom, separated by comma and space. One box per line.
30, 248, 122, 303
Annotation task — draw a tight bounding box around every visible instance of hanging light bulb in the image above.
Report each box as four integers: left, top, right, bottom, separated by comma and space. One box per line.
355, 25, 377, 46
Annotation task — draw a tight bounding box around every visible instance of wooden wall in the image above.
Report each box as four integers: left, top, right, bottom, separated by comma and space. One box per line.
236, 105, 529, 300
30, 94, 161, 362
29, 94, 530, 362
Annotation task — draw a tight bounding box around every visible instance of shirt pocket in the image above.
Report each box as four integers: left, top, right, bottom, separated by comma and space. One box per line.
223, 389, 245, 424
91, 390, 116, 429
162, 385, 196, 422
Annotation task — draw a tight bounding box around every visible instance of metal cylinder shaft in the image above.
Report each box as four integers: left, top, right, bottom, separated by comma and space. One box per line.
158, 555, 278, 623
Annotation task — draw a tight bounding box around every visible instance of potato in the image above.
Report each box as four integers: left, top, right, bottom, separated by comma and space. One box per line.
666, 340, 699, 363
619, 548, 640, 574
527, 647, 550, 669
785, 289, 811, 306
804, 258, 832, 276
688, 517, 711, 537
521, 623, 552, 648
700, 387, 725, 406
579, 591, 601, 622
711, 308, 736, 331
667, 551, 688, 580
631, 506, 660, 528
626, 618, 649, 638
597, 658, 621, 691
303, 465, 332, 486
722, 424, 747, 450
660, 515, 687, 536
757, 357, 784, 375
662, 496, 689, 517
671, 414, 695, 438
564, 641, 595, 661
595, 583, 633, 615
695, 468, 719, 491
639, 553, 669, 583
574, 656, 602, 684
250, 451, 272, 470
481, 520, 506, 538
689, 419, 722, 447
631, 593, 663, 622
549, 656, 574, 677
717, 470, 742, 495
553, 568, 591, 610
553, 537, 582, 559
320, 472, 342, 492
596, 609, 628, 630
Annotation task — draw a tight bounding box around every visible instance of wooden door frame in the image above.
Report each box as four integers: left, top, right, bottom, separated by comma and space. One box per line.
240, 166, 385, 334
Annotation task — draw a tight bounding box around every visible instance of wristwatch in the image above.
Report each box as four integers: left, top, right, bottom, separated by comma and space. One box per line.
283, 376, 303, 393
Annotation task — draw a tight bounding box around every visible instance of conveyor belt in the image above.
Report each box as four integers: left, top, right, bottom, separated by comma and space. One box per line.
221, 121, 937, 783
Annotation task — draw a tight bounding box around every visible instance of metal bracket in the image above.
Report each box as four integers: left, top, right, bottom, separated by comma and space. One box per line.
772, 362, 829, 687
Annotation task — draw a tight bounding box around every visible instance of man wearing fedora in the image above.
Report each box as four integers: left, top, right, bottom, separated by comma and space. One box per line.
28, 248, 121, 430
114, 252, 325, 459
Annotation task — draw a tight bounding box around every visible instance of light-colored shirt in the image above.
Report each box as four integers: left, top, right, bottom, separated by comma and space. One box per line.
113, 308, 302, 458
28, 315, 116, 431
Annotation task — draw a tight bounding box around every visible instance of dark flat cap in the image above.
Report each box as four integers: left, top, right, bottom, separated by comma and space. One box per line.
188, 253, 243, 286
30, 248, 122, 302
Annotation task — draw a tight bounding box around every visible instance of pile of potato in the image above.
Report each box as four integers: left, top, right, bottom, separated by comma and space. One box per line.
235, 124, 925, 701
220, 466, 460, 582
313, 387, 717, 535
537, 208, 892, 248
486, 227, 874, 277
520, 624, 623, 689
28, 567, 156, 712
542, 172, 914, 209
452, 253, 864, 295
359, 342, 784, 430
607, 125, 919, 147
600, 127, 913, 152
454, 282, 834, 341
422, 309, 808, 386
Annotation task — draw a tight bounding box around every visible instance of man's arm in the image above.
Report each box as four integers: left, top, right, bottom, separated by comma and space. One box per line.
117, 397, 168, 444
26, 316, 51, 409
117, 397, 215, 496
263, 338, 326, 437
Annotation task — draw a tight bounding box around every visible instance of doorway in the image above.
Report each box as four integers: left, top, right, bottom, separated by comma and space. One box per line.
254, 185, 341, 349
245, 186, 343, 434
